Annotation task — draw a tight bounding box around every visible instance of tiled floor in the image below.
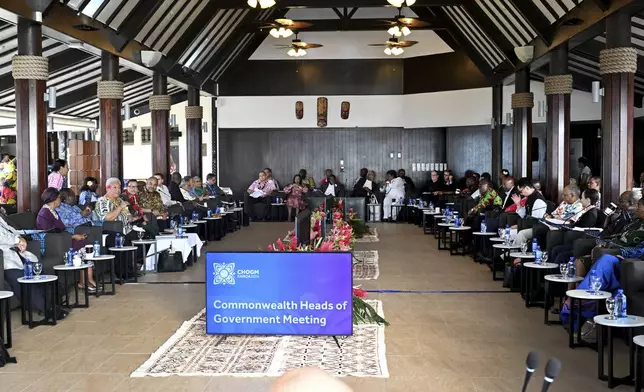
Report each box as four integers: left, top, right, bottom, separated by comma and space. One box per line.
1, 222, 633, 391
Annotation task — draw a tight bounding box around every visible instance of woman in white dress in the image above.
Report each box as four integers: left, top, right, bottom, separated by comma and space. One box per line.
381, 170, 406, 221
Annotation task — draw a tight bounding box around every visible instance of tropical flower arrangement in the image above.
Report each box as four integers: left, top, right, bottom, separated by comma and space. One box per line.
267, 205, 388, 326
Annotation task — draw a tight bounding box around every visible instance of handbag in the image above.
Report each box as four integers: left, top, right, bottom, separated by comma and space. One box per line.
502, 263, 521, 289
0, 337, 16, 367
156, 250, 185, 273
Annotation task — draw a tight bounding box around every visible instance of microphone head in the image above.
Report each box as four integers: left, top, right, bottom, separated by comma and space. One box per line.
545, 358, 562, 380
526, 351, 540, 371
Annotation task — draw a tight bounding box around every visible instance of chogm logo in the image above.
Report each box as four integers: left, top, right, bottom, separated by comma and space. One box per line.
213, 263, 236, 285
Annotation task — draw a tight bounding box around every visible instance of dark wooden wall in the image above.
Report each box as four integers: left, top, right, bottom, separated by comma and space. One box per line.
403, 52, 489, 94
219, 127, 445, 194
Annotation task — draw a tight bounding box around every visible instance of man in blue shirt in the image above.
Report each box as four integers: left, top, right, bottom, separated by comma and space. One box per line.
56, 188, 94, 227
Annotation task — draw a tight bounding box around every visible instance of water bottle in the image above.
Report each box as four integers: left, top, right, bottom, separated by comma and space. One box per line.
480, 219, 487, 233
567, 258, 576, 278
615, 289, 627, 318
504, 224, 511, 238
534, 246, 542, 264
93, 240, 101, 257
115, 233, 122, 248
23, 258, 33, 279
177, 225, 184, 237
180, 216, 185, 225
207, 210, 212, 218
428, 201, 434, 211
67, 248, 75, 266
531, 238, 538, 253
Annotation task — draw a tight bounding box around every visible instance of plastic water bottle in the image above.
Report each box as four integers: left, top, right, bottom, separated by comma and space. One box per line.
177, 225, 184, 237
23, 258, 33, 279
567, 258, 576, 278
207, 209, 212, 218
93, 241, 101, 257
534, 246, 542, 264
115, 233, 122, 248
531, 238, 538, 253
428, 201, 434, 211
504, 224, 511, 238
67, 248, 75, 266
480, 219, 487, 233
615, 289, 627, 318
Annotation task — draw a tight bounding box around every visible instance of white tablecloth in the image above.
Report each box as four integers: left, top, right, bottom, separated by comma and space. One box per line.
144, 233, 203, 271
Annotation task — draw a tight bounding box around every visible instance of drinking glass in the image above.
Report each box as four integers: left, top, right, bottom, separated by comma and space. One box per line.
137, 230, 144, 241
32, 261, 42, 278
541, 252, 549, 264
590, 275, 602, 295
605, 297, 617, 320
559, 263, 569, 278
521, 243, 528, 255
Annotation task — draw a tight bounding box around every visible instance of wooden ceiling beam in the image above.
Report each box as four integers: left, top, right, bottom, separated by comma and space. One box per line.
246, 17, 445, 32
215, 0, 463, 8
505, 0, 553, 46
462, 0, 516, 65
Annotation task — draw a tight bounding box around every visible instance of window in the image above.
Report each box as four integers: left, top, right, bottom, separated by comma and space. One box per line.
141, 128, 151, 144
123, 128, 134, 145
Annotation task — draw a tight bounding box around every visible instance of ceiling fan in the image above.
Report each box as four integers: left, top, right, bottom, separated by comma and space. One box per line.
368, 37, 418, 56
379, 8, 431, 37
275, 34, 323, 57
259, 18, 313, 38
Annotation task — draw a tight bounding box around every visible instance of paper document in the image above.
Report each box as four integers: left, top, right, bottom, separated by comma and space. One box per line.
250, 189, 265, 199
546, 218, 566, 225
364, 180, 373, 190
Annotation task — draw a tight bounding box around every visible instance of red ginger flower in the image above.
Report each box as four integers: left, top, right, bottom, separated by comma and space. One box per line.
353, 288, 367, 298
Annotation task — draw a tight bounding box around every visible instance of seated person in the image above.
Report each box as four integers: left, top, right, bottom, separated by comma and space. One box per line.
36, 188, 95, 291
246, 171, 276, 221
94, 177, 139, 243
1, 214, 68, 319
139, 176, 168, 231
442, 170, 457, 193
422, 170, 443, 204
499, 177, 519, 211
169, 172, 187, 203
57, 188, 93, 227
398, 169, 416, 196
573, 197, 644, 279
264, 168, 280, 190
123, 179, 158, 237
468, 179, 502, 216
284, 174, 309, 222
513, 183, 577, 248
78, 176, 99, 206
299, 169, 316, 189
366, 170, 380, 201
0, 175, 15, 205
205, 173, 225, 197
352, 168, 369, 198
532, 188, 599, 253
320, 175, 346, 197
155, 173, 180, 207
319, 169, 334, 188
588, 176, 602, 209
381, 170, 406, 222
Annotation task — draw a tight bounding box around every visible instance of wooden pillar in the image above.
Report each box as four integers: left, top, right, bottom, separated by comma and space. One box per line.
545, 44, 572, 203
212, 97, 218, 182
601, 9, 635, 205
98, 52, 123, 185
14, 17, 47, 212
511, 68, 533, 179
185, 87, 202, 177
150, 72, 170, 179
491, 84, 503, 184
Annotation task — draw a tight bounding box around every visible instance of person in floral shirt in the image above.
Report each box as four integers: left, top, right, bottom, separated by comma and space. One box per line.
94, 178, 137, 239
468, 179, 502, 215
139, 176, 168, 232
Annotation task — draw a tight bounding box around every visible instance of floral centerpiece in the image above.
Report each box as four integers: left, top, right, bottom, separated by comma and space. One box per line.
267, 206, 388, 326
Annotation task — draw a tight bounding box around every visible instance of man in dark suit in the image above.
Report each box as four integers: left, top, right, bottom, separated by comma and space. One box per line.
320, 175, 346, 197
397, 169, 415, 196
499, 176, 520, 211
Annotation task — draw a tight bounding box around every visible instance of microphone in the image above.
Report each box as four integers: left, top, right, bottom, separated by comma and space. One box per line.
540, 358, 561, 392
521, 351, 540, 392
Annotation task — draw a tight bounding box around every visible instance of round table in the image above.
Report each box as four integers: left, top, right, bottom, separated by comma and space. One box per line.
490, 243, 521, 281
422, 210, 438, 234
490, 237, 505, 242
193, 220, 208, 242
204, 216, 224, 241
53, 264, 90, 309
633, 335, 644, 390
271, 203, 286, 222
566, 289, 611, 349
233, 207, 244, 229
543, 274, 583, 325
17, 275, 58, 329
132, 239, 158, 273
109, 246, 139, 284
0, 291, 13, 348
448, 226, 472, 256
595, 315, 644, 388
436, 222, 454, 250
85, 254, 117, 296
522, 262, 557, 308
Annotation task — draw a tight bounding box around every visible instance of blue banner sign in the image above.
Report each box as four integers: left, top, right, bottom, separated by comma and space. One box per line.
205, 252, 353, 336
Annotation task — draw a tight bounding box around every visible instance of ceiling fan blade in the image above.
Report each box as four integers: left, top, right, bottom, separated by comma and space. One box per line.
397, 40, 419, 47
302, 43, 323, 49
377, 19, 397, 25
397, 17, 430, 28
258, 23, 278, 29
291, 41, 308, 48
274, 44, 292, 48
368, 43, 387, 47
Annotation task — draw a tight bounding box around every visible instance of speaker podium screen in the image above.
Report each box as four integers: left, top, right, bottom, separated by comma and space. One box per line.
205, 252, 353, 336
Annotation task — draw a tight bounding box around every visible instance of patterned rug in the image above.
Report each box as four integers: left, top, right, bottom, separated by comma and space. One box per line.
131, 300, 388, 378
352, 250, 379, 280
356, 228, 379, 243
